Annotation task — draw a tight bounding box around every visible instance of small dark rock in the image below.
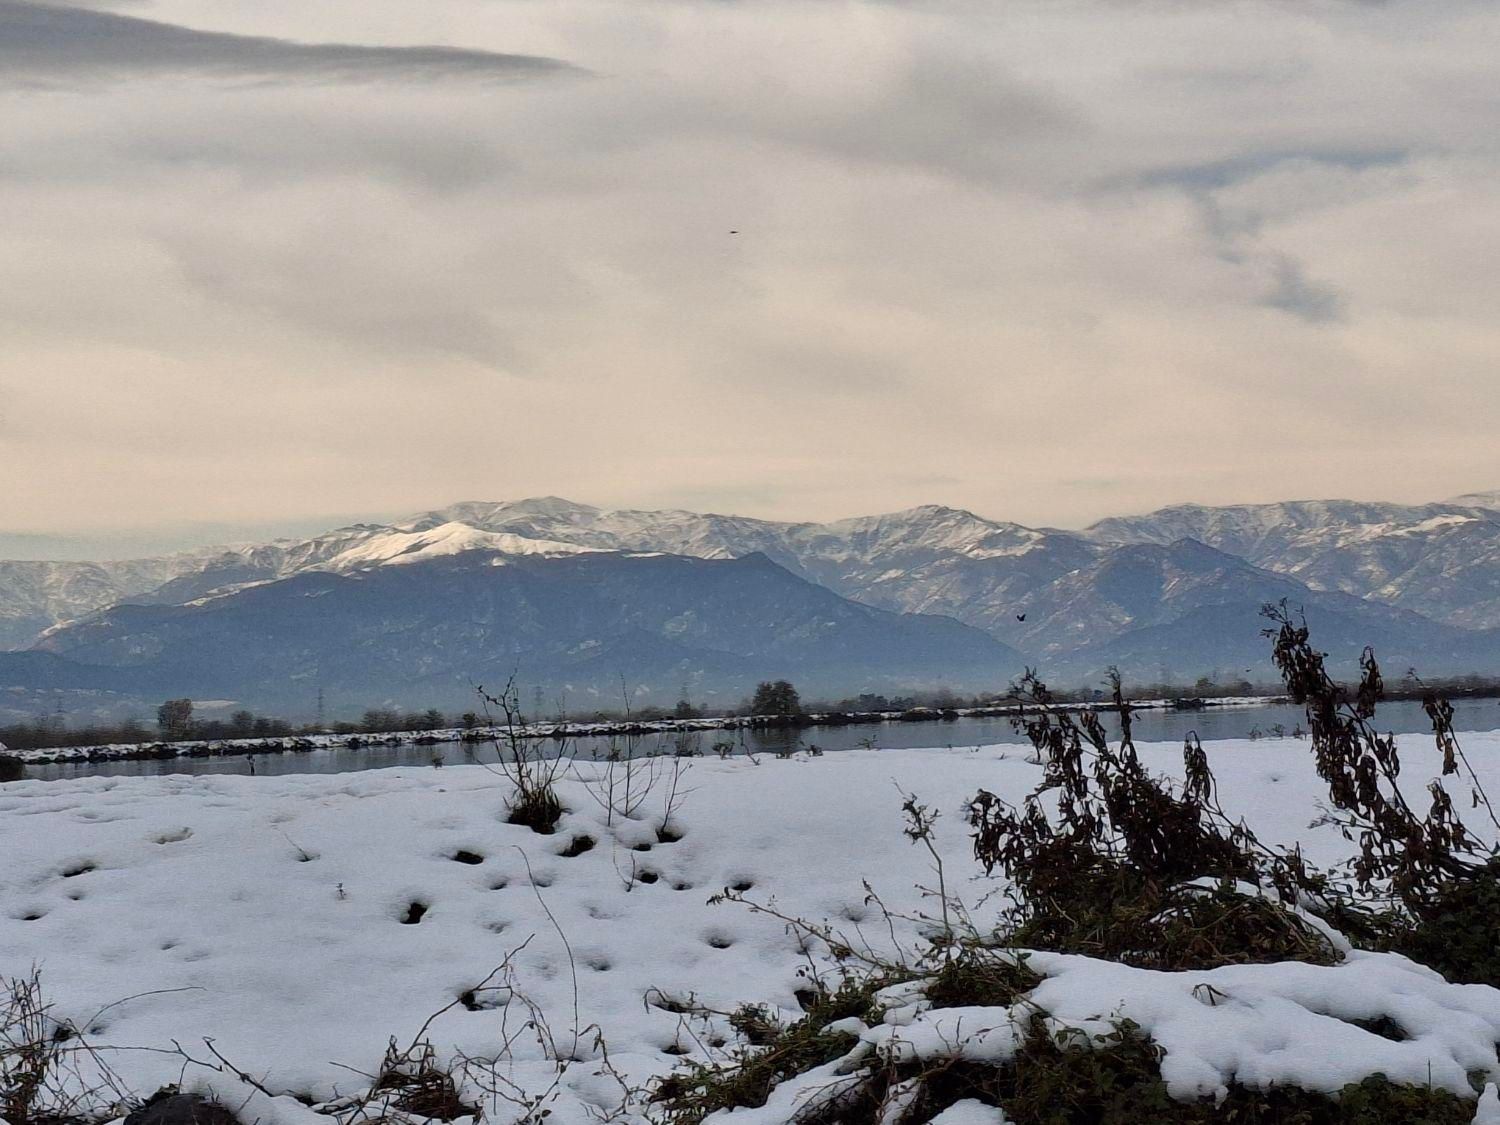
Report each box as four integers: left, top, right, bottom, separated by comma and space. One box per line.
0, 755, 24, 782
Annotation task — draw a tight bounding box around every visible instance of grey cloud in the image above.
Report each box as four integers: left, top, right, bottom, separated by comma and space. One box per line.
1135, 148, 1409, 195
1131, 151, 1387, 323
0, 1, 577, 84
769, 41, 1084, 186
1261, 255, 1346, 324
124, 110, 516, 191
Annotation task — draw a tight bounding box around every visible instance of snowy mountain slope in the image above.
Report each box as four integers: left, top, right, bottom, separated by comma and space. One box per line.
2, 502, 1066, 652
1015, 537, 1428, 650
124, 523, 412, 609
20, 498, 1090, 647
994, 538, 1500, 682
406, 497, 1066, 579
402, 498, 1101, 641
1086, 499, 1483, 559
0, 551, 228, 650
374, 498, 1500, 659
319, 522, 601, 569
1087, 498, 1500, 628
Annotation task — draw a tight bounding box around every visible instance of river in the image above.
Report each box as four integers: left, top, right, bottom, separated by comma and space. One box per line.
21, 696, 1500, 781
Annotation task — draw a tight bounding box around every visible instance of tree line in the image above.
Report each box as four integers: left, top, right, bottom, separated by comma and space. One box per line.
12, 668, 1500, 751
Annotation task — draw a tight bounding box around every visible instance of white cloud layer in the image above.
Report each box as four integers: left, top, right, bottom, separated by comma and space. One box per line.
3, 0, 1499, 538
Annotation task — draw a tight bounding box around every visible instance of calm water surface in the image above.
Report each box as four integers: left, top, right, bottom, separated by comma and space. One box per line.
24, 697, 1500, 782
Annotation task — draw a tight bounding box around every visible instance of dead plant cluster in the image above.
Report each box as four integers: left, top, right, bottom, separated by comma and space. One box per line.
652, 609, 1500, 1124
474, 677, 568, 834
1, 969, 133, 1125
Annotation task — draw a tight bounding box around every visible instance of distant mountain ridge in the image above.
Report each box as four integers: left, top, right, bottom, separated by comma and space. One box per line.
6, 491, 1500, 716
0, 550, 228, 651
1085, 499, 1500, 629
14, 551, 1025, 712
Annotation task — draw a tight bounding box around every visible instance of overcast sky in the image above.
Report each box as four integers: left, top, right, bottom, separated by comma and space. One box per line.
3, 0, 1498, 550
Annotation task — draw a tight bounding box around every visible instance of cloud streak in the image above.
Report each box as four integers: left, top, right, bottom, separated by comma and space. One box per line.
0, 1, 576, 84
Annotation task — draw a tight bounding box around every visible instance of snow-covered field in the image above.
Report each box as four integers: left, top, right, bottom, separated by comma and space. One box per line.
4, 736, 1500, 1123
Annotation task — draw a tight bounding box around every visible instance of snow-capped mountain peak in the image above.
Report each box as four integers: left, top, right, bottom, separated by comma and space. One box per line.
323, 522, 600, 571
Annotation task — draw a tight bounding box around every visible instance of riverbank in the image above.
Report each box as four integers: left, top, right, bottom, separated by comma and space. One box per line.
4, 696, 1287, 766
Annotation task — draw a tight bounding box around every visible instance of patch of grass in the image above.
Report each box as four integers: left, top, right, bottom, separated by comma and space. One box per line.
1309, 860, 1500, 989
1382, 859, 1500, 988
781, 1018, 1475, 1125
1005, 864, 1339, 972
505, 786, 563, 835
652, 938, 1462, 1125
993, 1020, 1474, 1125
923, 950, 1039, 1010
651, 978, 885, 1125
373, 1046, 477, 1123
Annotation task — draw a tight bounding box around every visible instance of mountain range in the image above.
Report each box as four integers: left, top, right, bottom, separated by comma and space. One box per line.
5, 492, 1500, 718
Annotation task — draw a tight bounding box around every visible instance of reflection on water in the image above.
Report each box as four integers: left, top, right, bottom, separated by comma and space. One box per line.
24, 697, 1500, 782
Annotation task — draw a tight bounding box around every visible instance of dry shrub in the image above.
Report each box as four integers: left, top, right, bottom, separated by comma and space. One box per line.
370, 1040, 476, 1123
475, 677, 567, 834
966, 669, 1331, 974
1, 970, 129, 1125
1263, 602, 1500, 986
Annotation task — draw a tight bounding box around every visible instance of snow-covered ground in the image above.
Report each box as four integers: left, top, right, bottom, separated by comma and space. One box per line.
3, 735, 1500, 1123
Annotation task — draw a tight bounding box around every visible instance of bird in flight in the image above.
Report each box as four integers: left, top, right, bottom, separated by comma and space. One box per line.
1016, 613, 1027, 622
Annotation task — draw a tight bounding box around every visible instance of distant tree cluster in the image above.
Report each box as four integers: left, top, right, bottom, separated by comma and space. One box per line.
0, 701, 293, 750
0, 716, 153, 752
749, 680, 802, 717
157, 698, 194, 740
153, 699, 295, 742
206, 709, 296, 741
350, 708, 450, 735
